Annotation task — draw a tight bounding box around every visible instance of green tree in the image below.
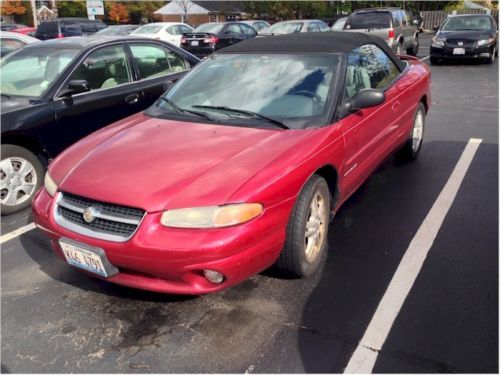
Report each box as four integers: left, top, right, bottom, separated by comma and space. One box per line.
125, 1, 163, 24
57, 0, 87, 17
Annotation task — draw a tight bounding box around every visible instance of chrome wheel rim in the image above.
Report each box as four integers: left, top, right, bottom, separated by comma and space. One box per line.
304, 191, 326, 263
397, 44, 402, 55
412, 110, 424, 152
0, 157, 38, 206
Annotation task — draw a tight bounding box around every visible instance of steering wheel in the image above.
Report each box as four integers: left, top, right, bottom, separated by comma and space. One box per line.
292, 90, 324, 104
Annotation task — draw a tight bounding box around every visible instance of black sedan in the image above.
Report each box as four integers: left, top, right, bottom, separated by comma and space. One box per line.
1, 35, 199, 215
430, 14, 498, 64
181, 22, 257, 58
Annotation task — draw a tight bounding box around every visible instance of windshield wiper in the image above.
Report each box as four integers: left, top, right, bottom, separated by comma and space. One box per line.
159, 97, 216, 122
192, 105, 289, 130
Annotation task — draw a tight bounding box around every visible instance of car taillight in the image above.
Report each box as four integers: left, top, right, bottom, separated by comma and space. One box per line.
57, 33, 64, 38
203, 36, 219, 44
388, 29, 395, 39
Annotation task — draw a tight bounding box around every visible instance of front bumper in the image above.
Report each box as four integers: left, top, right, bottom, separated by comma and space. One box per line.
430, 43, 494, 59
32, 189, 293, 294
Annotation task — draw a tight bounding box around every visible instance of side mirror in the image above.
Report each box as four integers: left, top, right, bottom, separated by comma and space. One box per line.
59, 80, 90, 98
346, 89, 385, 113
433, 25, 440, 32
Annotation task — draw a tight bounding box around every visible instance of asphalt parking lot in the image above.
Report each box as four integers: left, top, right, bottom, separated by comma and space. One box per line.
1, 32, 498, 373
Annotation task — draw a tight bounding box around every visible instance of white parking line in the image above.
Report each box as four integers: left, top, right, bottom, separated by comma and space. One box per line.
0, 222, 36, 245
419, 56, 430, 62
344, 138, 482, 374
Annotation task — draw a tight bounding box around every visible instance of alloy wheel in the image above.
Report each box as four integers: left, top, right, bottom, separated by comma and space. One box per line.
304, 191, 326, 263
412, 110, 424, 153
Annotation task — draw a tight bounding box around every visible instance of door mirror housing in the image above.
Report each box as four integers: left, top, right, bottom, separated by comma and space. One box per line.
348, 89, 385, 113
59, 80, 90, 98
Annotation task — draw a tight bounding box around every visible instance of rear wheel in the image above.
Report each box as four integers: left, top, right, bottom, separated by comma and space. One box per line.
277, 175, 330, 277
396, 42, 403, 55
1, 145, 44, 215
395, 103, 426, 162
407, 36, 419, 56
430, 56, 440, 65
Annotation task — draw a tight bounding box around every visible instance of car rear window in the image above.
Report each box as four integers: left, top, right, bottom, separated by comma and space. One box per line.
194, 23, 224, 34
133, 25, 163, 35
346, 12, 391, 29
37, 21, 59, 33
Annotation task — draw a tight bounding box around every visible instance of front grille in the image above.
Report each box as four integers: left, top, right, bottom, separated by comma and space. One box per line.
54, 192, 145, 242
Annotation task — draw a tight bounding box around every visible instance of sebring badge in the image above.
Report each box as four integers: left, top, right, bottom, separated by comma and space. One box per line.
83, 207, 98, 223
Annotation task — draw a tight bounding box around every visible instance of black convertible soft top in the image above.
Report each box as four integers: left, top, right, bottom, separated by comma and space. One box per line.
218, 31, 406, 71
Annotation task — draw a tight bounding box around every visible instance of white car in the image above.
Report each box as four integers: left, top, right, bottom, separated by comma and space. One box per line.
0, 31, 39, 57
131, 22, 194, 47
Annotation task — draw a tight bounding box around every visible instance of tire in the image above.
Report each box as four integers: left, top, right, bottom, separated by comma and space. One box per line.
407, 36, 419, 56
485, 46, 496, 64
277, 175, 331, 277
395, 102, 426, 163
396, 42, 403, 55
1, 145, 44, 215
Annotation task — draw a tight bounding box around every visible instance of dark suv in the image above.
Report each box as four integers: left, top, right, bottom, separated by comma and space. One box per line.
345, 8, 419, 55
35, 18, 107, 40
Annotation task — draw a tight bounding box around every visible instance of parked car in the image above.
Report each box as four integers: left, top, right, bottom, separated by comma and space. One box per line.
344, 8, 419, 55
35, 18, 107, 40
430, 14, 498, 64
32, 32, 431, 295
10, 26, 37, 36
260, 19, 331, 36
181, 22, 257, 58
0, 31, 39, 57
331, 17, 348, 31
406, 9, 424, 32
240, 20, 270, 33
131, 22, 193, 47
96, 25, 139, 36
1, 36, 199, 214
0, 23, 27, 32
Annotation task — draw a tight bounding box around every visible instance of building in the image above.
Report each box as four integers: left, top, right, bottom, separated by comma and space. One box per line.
153, 1, 247, 27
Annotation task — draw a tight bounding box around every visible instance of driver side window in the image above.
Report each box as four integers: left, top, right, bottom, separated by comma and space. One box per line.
67, 44, 131, 91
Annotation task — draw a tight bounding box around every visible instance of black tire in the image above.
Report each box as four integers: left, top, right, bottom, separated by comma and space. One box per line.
407, 36, 419, 56
276, 175, 331, 277
396, 41, 403, 55
1, 145, 44, 215
485, 46, 496, 64
395, 102, 426, 163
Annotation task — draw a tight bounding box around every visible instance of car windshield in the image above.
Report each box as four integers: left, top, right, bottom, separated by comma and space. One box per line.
96, 26, 126, 35
346, 12, 391, 29
441, 16, 492, 31
132, 25, 163, 35
332, 18, 347, 30
0, 47, 80, 98
268, 22, 304, 34
194, 23, 224, 34
153, 53, 341, 128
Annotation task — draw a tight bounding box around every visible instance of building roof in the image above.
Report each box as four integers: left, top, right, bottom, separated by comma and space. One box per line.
154, 1, 244, 15
217, 32, 407, 71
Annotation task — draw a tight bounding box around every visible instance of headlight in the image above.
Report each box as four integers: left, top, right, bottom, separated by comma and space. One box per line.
44, 172, 58, 197
160, 203, 263, 228
431, 36, 445, 47
477, 38, 495, 46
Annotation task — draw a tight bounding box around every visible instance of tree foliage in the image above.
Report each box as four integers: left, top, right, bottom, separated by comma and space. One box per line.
107, 2, 130, 24
57, 0, 87, 18
1, 1, 26, 21
125, 1, 163, 24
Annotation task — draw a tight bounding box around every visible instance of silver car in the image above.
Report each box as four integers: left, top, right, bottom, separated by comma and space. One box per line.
261, 19, 331, 36
344, 8, 419, 56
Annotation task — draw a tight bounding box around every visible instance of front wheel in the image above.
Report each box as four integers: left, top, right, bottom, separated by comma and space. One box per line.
277, 175, 331, 277
1, 145, 44, 215
407, 37, 419, 56
395, 102, 426, 163
485, 46, 496, 64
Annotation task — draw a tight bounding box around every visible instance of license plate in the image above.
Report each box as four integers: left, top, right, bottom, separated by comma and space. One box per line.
453, 48, 465, 55
191, 40, 199, 46
59, 238, 117, 278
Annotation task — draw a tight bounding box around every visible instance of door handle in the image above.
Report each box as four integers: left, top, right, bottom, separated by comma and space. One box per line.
125, 94, 139, 105
391, 101, 401, 111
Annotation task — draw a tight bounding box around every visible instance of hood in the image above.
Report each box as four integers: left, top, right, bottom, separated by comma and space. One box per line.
0, 96, 33, 114
51, 113, 320, 212
438, 29, 493, 40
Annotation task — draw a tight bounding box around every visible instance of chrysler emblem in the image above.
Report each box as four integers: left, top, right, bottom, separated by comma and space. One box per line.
83, 207, 98, 223
458, 41, 463, 46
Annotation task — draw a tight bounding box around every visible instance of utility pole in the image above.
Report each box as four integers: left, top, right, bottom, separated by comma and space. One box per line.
31, 0, 37, 27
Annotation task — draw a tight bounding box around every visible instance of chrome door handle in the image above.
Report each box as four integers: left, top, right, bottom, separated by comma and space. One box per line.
125, 94, 139, 105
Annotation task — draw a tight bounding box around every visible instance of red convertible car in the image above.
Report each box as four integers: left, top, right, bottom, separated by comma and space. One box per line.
32, 32, 431, 294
